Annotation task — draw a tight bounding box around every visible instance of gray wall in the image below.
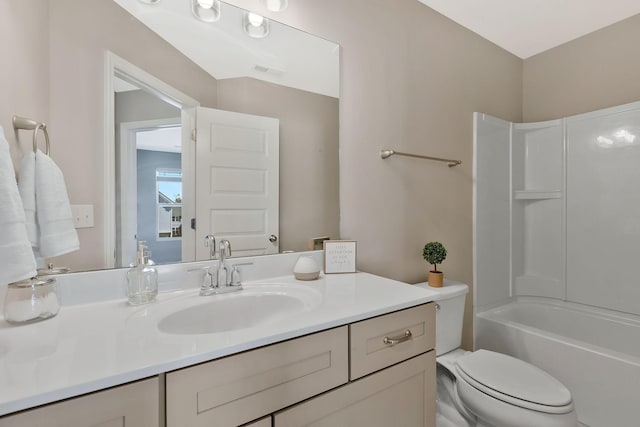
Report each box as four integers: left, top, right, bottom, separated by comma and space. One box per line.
523, 13, 640, 122
0, 1, 50, 167
136, 150, 182, 264
115, 90, 181, 124
225, 0, 523, 349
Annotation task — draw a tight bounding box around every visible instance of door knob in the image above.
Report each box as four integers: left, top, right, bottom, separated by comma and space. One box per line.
269, 234, 278, 243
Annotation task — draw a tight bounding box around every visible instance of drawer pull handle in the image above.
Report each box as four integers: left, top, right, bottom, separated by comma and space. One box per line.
383, 330, 412, 346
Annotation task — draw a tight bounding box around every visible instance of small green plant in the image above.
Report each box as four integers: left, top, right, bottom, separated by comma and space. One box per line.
423, 242, 447, 273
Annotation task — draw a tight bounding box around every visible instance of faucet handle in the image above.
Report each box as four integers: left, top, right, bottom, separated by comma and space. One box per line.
204, 235, 216, 259
199, 266, 218, 295
219, 239, 232, 257
230, 265, 242, 287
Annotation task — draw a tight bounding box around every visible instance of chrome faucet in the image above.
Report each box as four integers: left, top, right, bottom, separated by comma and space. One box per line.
216, 239, 232, 287
199, 238, 242, 296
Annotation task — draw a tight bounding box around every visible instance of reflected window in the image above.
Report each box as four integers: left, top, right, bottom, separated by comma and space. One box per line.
156, 169, 182, 239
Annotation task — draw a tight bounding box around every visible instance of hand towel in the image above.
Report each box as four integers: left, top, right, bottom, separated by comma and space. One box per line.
18, 151, 38, 248
0, 126, 37, 285
35, 149, 79, 258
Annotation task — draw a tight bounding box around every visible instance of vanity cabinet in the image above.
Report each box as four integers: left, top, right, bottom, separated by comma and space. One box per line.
166, 303, 435, 427
0, 377, 158, 427
274, 303, 436, 427
166, 327, 349, 427
0, 302, 434, 427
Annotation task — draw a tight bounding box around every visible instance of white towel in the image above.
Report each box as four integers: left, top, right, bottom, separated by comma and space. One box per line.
34, 149, 79, 258
0, 126, 37, 285
18, 151, 38, 247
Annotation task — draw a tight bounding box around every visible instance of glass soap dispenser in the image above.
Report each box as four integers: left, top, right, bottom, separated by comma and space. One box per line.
127, 241, 158, 305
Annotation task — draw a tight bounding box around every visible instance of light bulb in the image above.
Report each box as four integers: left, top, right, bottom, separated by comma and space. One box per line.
248, 13, 265, 27
264, 0, 288, 12
197, 0, 214, 9
243, 11, 270, 38
192, 0, 220, 22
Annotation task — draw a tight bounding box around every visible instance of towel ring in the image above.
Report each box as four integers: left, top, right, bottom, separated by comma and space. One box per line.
12, 115, 51, 155
33, 124, 51, 156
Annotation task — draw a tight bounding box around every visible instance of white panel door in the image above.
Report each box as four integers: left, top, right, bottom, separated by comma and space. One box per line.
195, 107, 279, 259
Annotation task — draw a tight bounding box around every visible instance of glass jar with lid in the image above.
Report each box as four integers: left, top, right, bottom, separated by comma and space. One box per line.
3, 277, 59, 324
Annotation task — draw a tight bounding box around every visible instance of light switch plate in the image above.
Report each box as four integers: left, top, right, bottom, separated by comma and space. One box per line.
71, 204, 94, 228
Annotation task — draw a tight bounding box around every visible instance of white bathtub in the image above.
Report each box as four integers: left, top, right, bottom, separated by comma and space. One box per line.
475, 298, 640, 427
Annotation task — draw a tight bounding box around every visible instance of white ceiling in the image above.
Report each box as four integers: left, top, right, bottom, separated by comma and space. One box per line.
136, 126, 182, 153
113, 0, 339, 98
417, 0, 640, 59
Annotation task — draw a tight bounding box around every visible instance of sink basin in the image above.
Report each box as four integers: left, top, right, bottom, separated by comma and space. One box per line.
157, 285, 321, 335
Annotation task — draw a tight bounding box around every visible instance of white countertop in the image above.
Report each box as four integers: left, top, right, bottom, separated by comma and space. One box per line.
0, 272, 437, 416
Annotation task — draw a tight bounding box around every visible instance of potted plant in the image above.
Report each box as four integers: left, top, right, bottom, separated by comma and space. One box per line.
423, 241, 447, 288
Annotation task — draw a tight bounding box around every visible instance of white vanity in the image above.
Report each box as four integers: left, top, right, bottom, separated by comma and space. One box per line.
0, 254, 438, 427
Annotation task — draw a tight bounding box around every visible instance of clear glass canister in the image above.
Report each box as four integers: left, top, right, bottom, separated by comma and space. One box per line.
3, 277, 59, 324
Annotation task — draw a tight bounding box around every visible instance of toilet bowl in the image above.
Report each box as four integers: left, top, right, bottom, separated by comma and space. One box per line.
415, 281, 578, 427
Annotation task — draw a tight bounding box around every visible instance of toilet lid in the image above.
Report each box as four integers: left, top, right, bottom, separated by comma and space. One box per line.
455, 350, 572, 410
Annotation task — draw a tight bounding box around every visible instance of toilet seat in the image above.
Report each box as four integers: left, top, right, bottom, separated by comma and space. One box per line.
455, 350, 574, 414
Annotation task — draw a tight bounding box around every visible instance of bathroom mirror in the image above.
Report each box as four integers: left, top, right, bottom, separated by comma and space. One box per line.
4, 0, 340, 272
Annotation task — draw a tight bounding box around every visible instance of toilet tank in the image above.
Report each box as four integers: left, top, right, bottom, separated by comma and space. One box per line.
414, 281, 469, 356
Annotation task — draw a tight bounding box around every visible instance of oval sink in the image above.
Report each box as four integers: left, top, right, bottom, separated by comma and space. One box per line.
157, 287, 318, 335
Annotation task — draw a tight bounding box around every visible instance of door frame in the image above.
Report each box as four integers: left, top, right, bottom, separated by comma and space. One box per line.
104, 51, 199, 268
119, 118, 182, 266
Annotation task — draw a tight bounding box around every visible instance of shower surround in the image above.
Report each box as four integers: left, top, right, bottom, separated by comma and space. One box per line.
473, 101, 640, 427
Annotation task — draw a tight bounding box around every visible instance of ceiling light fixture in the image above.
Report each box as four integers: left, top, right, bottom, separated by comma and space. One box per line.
244, 12, 270, 38
192, 0, 221, 22
264, 0, 288, 12
138, 0, 162, 4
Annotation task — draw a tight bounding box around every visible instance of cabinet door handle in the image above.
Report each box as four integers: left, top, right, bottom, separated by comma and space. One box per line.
383, 330, 412, 346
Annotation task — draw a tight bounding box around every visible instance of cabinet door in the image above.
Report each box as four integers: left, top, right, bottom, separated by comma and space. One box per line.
0, 377, 159, 427
167, 326, 348, 427
274, 352, 435, 427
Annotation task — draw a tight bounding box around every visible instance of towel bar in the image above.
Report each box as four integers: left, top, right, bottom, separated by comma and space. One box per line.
380, 149, 461, 167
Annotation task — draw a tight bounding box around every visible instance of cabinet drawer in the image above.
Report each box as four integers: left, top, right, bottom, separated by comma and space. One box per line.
350, 303, 434, 380
166, 326, 348, 427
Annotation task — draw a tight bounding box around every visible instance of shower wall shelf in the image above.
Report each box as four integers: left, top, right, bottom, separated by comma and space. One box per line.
513, 190, 562, 200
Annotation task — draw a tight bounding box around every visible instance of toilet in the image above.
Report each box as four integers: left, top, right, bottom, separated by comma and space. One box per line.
415, 281, 578, 427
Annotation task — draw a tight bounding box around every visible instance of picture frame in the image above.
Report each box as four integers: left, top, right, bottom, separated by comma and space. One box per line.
323, 240, 357, 274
